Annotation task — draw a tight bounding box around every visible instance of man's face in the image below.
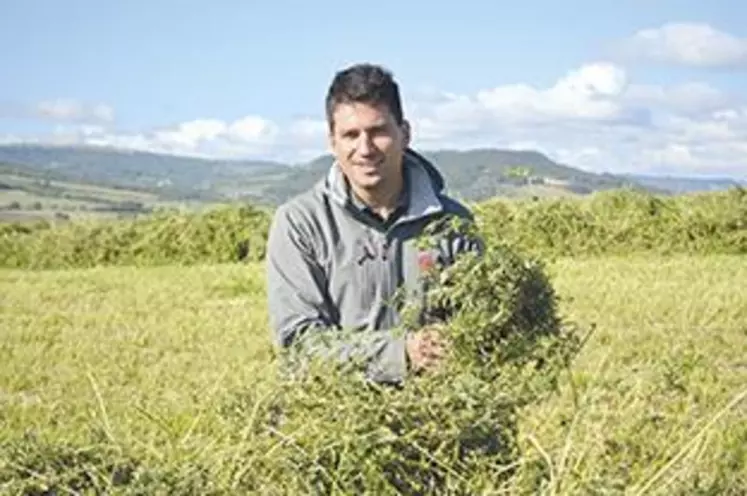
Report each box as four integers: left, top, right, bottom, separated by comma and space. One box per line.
328, 101, 410, 193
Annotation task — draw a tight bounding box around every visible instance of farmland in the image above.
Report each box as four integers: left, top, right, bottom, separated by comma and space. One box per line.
1, 187, 746, 494
0, 160, 221, 226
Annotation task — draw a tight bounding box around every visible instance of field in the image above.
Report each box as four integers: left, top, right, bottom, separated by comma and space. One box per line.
1, 188, 746, 493
1, 255, 745, 493
0, 170, 213, 224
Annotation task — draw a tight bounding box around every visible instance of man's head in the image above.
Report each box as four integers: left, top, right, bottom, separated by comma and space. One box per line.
325, 63, 411, 197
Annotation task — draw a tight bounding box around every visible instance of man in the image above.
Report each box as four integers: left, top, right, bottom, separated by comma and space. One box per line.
265, 63, 482, 385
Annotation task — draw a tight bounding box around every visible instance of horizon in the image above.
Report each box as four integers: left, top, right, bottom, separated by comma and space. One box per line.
3, 141, 746, 183
2, 0, 746, 180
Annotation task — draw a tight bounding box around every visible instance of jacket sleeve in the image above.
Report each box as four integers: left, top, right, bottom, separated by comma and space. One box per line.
436, 203, 486, 265
265, 204, 408, 384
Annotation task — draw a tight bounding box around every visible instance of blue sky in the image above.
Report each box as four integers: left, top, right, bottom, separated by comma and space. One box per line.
2, 0, 746, 177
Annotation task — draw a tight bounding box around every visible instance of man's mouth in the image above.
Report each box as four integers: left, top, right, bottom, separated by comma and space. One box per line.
356, 160, 382, 169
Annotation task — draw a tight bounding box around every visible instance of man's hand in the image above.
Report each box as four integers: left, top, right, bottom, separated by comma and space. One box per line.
406, 326, 449, 374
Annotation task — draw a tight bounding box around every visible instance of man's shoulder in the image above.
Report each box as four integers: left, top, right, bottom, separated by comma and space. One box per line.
270, 180, 329, 231
437, 192, 475, 221
274, 179, 325, 214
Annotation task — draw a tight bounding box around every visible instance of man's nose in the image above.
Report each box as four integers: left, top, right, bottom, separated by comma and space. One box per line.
356, 133, 375, 155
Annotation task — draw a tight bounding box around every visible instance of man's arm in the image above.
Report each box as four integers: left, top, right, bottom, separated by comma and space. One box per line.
265, 204, 409, 384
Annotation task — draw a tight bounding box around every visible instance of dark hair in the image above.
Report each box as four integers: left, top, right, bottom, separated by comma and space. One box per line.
325, 63, 404, 130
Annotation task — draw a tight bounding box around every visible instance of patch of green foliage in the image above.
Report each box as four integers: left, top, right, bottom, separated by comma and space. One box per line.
474, 187, 746, 257
1, 187, 745, 270
0, 203, 270, 269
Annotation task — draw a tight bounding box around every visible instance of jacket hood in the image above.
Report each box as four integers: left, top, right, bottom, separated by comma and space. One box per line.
403, 147, 445, 193
323, 148, 447, 223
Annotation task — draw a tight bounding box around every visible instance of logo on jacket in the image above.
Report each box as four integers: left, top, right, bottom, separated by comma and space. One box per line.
356, 233, 391, 265
417, 250, 436, 272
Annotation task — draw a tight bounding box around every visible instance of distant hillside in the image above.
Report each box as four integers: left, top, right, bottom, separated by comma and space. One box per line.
0, 144, 289, 202
257, 149, 652, 204
0, 159, 203, 223
621, 173, 747, 194
0, 143, 660, 206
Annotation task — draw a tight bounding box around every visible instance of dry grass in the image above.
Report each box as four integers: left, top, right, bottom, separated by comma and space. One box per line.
1, 255, 745, 493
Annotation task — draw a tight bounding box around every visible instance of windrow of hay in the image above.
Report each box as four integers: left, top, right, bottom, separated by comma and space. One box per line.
1, 188, 745, 269
0, 203, 270, 269
474, 187, 746, 257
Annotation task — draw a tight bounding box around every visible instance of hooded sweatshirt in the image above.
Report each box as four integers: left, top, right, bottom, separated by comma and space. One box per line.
265, 148, 482, 384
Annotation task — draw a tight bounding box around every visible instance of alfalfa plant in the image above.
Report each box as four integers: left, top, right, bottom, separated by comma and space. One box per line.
220, 215, 585, 494
416, 216, 584, 394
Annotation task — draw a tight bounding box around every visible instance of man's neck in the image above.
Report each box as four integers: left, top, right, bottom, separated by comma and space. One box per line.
351, 174, 404, 220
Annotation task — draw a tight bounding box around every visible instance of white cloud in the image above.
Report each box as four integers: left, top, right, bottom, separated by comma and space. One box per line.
404, 63, 636, 154
287, 118, 327, 142
90, 104, 115, 122
227, 116, 278, 143
404, 62, 746, 177
153, 119, 228, 150
66, 115, 283, 158
35, 99, 115, 123
617, 22, 747, 68
4, 61, 747, 178
476, 63, 629, 123
406, 63, 637, 149
624, 82, 732, 116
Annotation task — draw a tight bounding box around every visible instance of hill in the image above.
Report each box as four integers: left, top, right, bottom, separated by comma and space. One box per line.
0, 144, 289, 202
621, 173, 747, 194
0, 144, 662, 207
257, 149, 656, 204
0, 160, 223, 224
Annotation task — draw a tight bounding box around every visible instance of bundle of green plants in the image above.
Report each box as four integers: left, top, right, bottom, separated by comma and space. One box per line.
220, 219, 584, 494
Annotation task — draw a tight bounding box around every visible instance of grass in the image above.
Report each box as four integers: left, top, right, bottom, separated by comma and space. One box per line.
523, 256, 747, 493
3, 188, 743, 270
1, 255, 745, 493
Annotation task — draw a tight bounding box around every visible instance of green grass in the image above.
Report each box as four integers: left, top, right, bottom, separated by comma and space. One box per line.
1, 255, 745, 493
2, 188, 744, 270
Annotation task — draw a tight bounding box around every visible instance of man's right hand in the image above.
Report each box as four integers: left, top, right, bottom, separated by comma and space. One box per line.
406, 327, 448, 374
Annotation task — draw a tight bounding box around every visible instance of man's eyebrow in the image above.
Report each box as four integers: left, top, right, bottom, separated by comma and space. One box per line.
339, 122, 389, 135
361, 122, 389, 132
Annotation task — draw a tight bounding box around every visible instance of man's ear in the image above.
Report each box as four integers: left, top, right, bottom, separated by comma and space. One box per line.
401, 119, 411, 148
326, 124, 336, 152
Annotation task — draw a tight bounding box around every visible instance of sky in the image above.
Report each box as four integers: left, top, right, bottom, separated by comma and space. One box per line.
1, 0, 746, 178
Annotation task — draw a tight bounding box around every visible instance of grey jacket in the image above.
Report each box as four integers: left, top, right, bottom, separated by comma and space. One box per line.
265, 148, 482, 384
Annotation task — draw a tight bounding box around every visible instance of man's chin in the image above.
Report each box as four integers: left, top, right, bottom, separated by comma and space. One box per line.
351, 173, 383, 189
